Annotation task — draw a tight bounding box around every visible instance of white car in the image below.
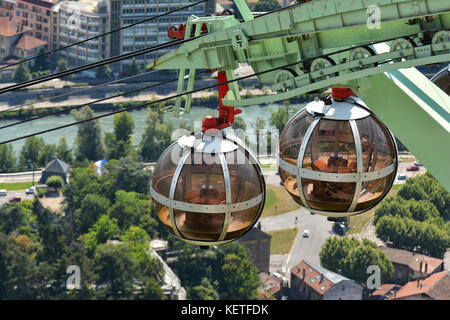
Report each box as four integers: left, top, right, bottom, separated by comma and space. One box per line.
25, 186, 36, 194
303, 229, 310, 238
414, 161, 423, 166
0, 189, 6, 196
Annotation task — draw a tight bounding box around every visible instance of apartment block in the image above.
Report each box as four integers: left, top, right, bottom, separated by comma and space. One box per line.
52, 0, 110, 67
14, 0, 57, 45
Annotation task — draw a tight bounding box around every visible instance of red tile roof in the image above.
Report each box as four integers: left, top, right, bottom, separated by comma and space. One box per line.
0, 17, 31, 37
291, 260, 346, 295
379, 247, 443, 274
394, 271, 450, 300
15, 34, 46, 50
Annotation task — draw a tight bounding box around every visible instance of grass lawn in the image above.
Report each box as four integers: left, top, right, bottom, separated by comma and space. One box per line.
347, 188, 398, 234
267, 227, 299, 255
261, 185, 300, 218
261, 163, 278, 172
0, 182, 33, 191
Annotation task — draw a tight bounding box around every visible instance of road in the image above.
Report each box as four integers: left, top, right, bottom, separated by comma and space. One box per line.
0, 171, 42, 184
0, 191, 34, 205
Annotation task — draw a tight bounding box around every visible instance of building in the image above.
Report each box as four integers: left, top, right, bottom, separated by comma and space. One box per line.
258, 272, 288, 300
52, 0, 110, 68
290, 260, 363, 300
0, 15, 45, 69
38, 158, 70, 185
0, 0, 15, 18
369, 284, 401, 300
392, 271, 450, 300
14, 0, 57, 45
237, 223, 271, 273
379, 247, 445, 285
107, 0, 216, 72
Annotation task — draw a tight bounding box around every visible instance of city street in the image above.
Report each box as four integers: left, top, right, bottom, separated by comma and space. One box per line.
0, 191, 34, 205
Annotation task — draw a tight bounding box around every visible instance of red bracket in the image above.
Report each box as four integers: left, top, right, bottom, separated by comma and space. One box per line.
202, 71, 242, 132
332, 87, 355, 99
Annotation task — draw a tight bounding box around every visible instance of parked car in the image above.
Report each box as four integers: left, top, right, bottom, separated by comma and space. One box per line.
398, 174, 407, 180
407, 165, 419, 171
414, 161, 423, 166
302, 229, 310, 237
25, 186, 36, 194
9, 196, 21, 203
0, 189, 6, 196
333, 222, 346, 236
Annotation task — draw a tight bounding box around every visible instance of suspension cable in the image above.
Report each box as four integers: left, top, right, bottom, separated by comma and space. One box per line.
0, 58, 308, 145
0, 0, 207, 72
0, 69, 158, 115
0, 35, 202, 95
0, 70, 210, 130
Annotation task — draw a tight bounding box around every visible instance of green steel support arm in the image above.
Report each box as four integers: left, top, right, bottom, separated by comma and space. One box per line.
351, 68, 450, 191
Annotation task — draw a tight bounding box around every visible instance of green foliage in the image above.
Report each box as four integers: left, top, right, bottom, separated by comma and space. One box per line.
37, 143, 57, 167
105, 112, 135, 159
108, 190, 153, 231
232, 116, 247, 131
269, 104, 289, 131
397, 172, 449, 220
127, 58, 142, 76
13, 63, 32, 83
74, 194, 111, 234
319, 236, 393, 285
0, 144, 16, 173
139, 108, 173, 162
71, 106, 105, 161
190, 278, 219, 300
95, 65, 113, 80
171, 241, 260, 300
56, 58, 73, 81
376, 215, 450, 258
19, 136, 45, 167
46, 175, 64, 191
0, 203, 26, 234
373, 173, 450, 258
81, 215, 120, 252
56, 135, 73, 163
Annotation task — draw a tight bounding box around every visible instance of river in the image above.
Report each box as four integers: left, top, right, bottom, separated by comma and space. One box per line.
0, 103, 306, 155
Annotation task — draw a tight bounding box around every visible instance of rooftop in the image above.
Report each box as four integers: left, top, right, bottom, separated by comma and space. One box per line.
379, 247, 443, 274
291, 260, 353, 295
15, 34, 47, 50
0, 16, 32, 37
19, 0, 58, 9
394, 271, 450, 300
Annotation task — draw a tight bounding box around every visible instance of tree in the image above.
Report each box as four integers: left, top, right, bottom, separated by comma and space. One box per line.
13, 63, 32, 83
33, 48, 50, 71
95, 65, 113, 80
82, 215, 120, 252
139, 108, 173, 162
219, 253, 260, 300
269, 104, 289, 131
112, 158, 151, 195
342, 245, 393, 284
19, 136, 44, 167
37, 143, 57, 167
254, 0, 281, 12
46, 175, 64, 192
106, 112, 135, 159
0, 203, 26, 234
0, 233, 37, 299
319, 236, 393, 286
108, 190, 152, 230
127, 58, 142, 76
56, 135, 73, 163
0, 144, 16, 173
190, 278, 219, 300
56, 58, 73, 82
93, 243, 137, 299
74, 194, 111, 234
319, 236, 360, 272
397, 172, 450, 220
72, 106, 105, 161
232, 116, 247, 131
